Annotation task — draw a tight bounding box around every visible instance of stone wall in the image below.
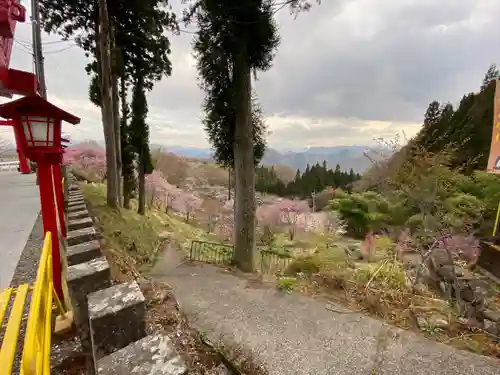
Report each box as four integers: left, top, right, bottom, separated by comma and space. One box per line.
64, 176, 187, 375
477, 241, 500, 279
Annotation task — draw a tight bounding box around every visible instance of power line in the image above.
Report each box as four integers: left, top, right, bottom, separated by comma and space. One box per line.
44, 44, 76, 54
14, 39, 33, 55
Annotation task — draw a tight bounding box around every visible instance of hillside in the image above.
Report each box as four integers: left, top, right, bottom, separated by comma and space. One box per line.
153, 144, 374, 173
72, 139, 374, 173
151, 150, 297, 189
261, 145, 373, 173
412, 71, 497, 172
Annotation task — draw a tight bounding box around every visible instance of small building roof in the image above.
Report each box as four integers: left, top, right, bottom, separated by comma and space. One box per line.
0, 95, 80, 125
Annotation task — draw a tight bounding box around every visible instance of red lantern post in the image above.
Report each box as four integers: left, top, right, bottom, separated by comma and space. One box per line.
0, 96, 80, 300
0, 119, 30, 173
0, 0, 38, 98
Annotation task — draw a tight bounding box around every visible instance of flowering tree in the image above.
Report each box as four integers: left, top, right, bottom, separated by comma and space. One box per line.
280, 199, 311, 240
257, 199, 310, 240
201, 198, 221, 232
64, 144, 107, 181
174, 193, 203, 223
145, 170, 203, 222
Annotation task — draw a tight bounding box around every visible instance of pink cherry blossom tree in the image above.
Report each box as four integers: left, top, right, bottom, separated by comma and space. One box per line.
176, 193, 203, 223
257, 199, 310, 240
63, 144, 106, 181
145, 170, 191, 216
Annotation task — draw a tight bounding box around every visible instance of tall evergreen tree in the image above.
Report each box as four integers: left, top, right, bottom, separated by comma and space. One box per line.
187, 0, 281, 272
423, 100, 441, 129
40, 0, 177, 208
481, 64, 499, 91
129, 73, 153, 215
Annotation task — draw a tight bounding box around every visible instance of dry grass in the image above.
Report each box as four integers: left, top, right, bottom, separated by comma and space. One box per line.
283, 243, 500, 359
82, 183, 218, 271
82, 183, 168, 279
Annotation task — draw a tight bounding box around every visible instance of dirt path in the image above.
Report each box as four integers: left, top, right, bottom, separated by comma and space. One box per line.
150, 246, 500, 375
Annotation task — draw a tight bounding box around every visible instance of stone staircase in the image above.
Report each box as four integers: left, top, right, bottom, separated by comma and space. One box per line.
64, 178, 188, 375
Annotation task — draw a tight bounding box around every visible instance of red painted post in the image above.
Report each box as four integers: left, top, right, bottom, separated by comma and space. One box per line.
37, 156, 63, 300
52, 162, 66, 238
12, 125, 29, 173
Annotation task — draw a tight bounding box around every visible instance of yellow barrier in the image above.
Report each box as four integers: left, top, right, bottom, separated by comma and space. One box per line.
0, 285, 29, 374
21, 232, 66, 375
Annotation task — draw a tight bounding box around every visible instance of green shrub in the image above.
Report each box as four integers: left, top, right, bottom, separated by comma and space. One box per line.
276, 277, 298, 293
329, 190, 397, 238
284, 256, 321, 276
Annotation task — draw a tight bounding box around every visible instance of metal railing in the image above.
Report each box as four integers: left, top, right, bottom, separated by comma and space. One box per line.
22, 231, 66, 375
189, 240, 293, 274
259, 248, 293, 275
190, 240, 234, 265
0, 160, 19, 171
0, 232, 66, 375
0, 285, 29, 374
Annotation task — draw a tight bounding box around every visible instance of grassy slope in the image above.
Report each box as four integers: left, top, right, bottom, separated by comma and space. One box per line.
82, 183, 219, 279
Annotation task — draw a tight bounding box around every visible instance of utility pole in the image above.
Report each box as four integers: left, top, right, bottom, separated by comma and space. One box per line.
31, 0, 47, 99
31, 0, 46, 185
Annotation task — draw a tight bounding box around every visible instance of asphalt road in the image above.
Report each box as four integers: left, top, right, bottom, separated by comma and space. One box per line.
0, 171, 39, 289
154, 247, 500, 375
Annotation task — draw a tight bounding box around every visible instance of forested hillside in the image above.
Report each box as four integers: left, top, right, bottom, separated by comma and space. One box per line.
413, 64, 499, 172
343, 65, 500, 241
255, 162, 360, 198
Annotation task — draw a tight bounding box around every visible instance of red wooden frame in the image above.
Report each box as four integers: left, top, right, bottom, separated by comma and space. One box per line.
0, 0, 37, 98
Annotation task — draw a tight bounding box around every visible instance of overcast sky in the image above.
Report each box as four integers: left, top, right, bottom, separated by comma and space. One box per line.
1, 0, 499, 149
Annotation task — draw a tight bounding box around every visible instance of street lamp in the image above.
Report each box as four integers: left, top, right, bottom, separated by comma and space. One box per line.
0, 95, 80, 301
21, 115, 59, 148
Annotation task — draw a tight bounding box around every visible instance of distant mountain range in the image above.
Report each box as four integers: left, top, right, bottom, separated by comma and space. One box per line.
261, 146, 375, 173
72, 140, 377, 173
155, 144, 376, 173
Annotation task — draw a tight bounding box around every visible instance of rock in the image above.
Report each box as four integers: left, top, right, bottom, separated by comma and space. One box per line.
437, 265, 456, 281
429, 315, 449, 329
483, 320, 500, 337
482, 309, 500, 322
439, 281, 448, 295
416, 316, 428, 329
208, 364, 233, 375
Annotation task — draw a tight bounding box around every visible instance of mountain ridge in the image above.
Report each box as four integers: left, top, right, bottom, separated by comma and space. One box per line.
70, 139, 375, 173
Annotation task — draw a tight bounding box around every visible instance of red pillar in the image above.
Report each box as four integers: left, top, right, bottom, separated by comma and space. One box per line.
12, 124, 30, 173
37, 157, 63, 300
52, 163, 66, 238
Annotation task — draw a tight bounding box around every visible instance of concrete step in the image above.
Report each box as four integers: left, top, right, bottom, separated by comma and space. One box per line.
67, 217, 93, 232
97, 334, 187, 375
67, 240, 102, 266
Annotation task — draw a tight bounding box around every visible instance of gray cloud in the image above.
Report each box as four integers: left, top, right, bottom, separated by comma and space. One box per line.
2, 0, 499, 148
257, 0, 500, 123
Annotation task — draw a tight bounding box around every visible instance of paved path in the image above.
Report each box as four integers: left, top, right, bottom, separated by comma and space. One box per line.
151, 247, 500, 375
0, 172, 39, 289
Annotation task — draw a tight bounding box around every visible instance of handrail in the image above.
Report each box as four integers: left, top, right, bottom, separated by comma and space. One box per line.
21, 232, 66, 375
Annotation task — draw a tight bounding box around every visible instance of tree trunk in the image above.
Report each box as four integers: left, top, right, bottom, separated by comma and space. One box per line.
97, 0, 119, 208
232, 54, 255, 272
120, 75, 131, 209
109, 18, 122, 206
138, 159, 145, 215
228, 167, 231, 200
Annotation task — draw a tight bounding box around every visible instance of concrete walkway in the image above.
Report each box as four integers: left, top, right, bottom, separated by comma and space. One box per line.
152, 249, 500, 375
0, 172, 39, 289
